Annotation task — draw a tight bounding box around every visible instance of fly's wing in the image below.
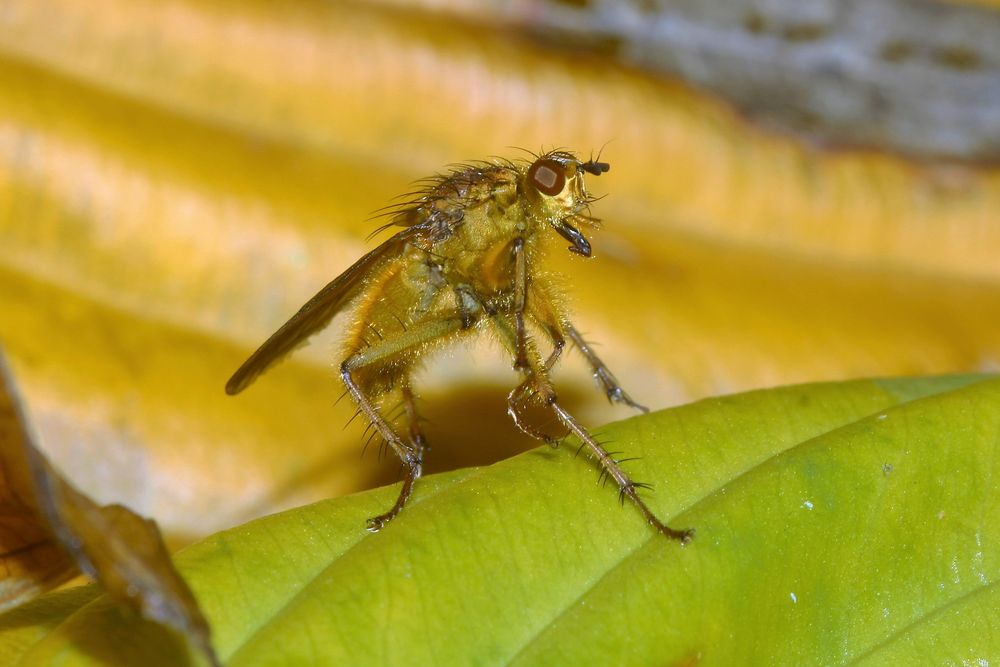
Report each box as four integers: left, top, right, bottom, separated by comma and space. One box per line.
225, 229, 417, 395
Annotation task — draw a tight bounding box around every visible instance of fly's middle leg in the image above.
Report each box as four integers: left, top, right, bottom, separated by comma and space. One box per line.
401, 384, 427, 454
550, 401, 693, 544
511, 237, 531, 371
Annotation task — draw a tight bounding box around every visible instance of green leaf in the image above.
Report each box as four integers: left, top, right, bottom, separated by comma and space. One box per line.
3, 375, 998, 665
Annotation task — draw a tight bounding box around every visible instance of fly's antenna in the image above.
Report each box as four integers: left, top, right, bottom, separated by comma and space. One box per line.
581, 142, 612, 175
580, 159, 610, 176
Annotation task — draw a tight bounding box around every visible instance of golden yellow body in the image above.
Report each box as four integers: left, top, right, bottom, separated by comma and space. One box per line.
227, 150, 691, 542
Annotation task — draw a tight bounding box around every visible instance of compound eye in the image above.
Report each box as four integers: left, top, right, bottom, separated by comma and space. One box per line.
527, 158, 567, 196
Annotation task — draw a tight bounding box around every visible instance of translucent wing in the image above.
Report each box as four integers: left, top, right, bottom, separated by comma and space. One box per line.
225, 228, 418, 395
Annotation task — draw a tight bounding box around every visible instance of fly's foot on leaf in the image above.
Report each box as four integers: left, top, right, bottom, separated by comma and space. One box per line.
618, 479, 693, 544
366, 514, 391, 533
657, 523, 695, 544
674, 527, 696, 545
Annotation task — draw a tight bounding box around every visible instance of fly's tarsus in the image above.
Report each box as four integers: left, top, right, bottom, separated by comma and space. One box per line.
227, 148, 692, 543
606, 385, 649, 413
566, 324, 648, 413
365, 449, 423, 533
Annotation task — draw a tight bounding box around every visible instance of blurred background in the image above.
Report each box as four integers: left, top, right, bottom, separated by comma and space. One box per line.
1, 0, 998, 545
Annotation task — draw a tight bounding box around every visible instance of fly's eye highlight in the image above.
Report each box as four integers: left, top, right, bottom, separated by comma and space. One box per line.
528, 158, 567, 196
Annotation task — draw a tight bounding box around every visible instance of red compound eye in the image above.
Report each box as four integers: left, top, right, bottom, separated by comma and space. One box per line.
527, 158, 566, 196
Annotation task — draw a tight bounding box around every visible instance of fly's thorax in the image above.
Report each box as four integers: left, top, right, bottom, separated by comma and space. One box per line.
447, 230, 548, 299
440, 192, 535, 272
449, 177, 529, 247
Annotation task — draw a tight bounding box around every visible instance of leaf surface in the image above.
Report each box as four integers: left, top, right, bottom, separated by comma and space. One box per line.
1, 0, 999, 543
0, 359, 77, 612
4, 375, 996, 665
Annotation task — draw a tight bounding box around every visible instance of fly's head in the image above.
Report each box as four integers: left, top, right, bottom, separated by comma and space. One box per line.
523, 150, 609, 258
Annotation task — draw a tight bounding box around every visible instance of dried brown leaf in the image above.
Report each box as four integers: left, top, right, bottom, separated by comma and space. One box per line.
0, 352, 77, 613
0, 350, 218, 666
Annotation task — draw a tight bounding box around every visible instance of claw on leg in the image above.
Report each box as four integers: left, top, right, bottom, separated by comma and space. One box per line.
366, 452, 422, 532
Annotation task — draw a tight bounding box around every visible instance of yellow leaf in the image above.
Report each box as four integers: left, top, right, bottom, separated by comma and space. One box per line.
1, 0, 997, 543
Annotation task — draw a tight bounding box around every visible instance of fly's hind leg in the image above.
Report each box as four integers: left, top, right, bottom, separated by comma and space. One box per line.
565, 323, 648, 413
364, 383, 428, 532
341, 313, 470, 532
401, 384, 427, 454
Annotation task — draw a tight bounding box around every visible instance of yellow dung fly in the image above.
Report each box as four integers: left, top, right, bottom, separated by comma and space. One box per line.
226, 149, 692, 543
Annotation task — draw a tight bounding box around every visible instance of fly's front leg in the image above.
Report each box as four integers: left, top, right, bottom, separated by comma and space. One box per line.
491, 312, 690, 542
508, 238, 563, 440
542, 325, 565, 370
565, 323, 648, 413
341, 312, 470, 532
507, 379, 559, 445
491, 313, 561, 444
512, 237, 530, 371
